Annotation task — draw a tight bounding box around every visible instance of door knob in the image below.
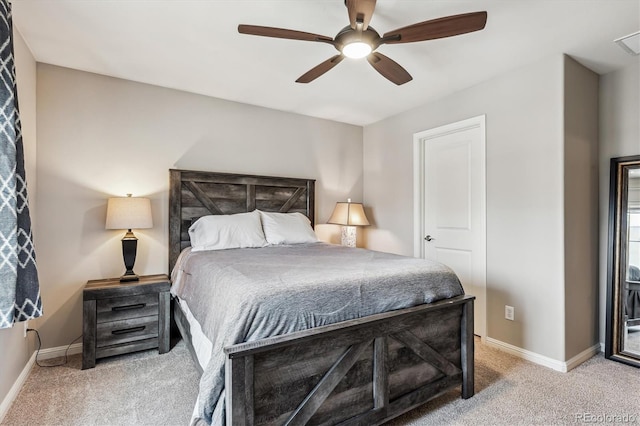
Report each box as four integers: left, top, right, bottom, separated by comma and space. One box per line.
424, 235, 435, 242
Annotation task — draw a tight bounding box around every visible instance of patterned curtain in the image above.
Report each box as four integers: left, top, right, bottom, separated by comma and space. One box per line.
0, 0, 42, 329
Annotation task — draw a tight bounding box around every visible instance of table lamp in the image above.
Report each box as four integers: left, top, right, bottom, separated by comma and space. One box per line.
328, 198, 370, 247
105, 194, 153, 282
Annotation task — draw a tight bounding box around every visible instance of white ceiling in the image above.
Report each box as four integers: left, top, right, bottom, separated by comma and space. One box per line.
12, 0, 640, 126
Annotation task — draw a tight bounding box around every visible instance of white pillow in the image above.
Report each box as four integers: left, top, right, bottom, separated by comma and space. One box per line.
258, 210, 318, 245
188, 211, 268, 252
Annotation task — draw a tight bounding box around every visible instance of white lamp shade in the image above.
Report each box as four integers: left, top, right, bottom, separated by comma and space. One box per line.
328, 201, 370, 226
105, 196, 153, 230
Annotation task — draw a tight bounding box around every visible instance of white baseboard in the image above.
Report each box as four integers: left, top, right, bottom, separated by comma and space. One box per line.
35, 342, 82, 360
0, 341, 83, 423
485, 337, 600, 373
564, 343, 601, 372
0, 351, 36, 424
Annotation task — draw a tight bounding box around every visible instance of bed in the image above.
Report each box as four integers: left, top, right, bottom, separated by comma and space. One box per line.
168, 169, 475, 426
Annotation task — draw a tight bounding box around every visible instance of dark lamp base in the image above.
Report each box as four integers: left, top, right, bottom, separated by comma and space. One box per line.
120, 230, 140, 283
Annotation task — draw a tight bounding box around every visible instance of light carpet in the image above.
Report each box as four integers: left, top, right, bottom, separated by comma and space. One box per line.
2, 338, 639, 425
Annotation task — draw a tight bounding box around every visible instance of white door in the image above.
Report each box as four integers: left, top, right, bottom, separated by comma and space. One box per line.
413, 116, 486, 337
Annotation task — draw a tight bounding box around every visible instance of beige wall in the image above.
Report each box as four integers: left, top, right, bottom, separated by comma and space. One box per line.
599, 58, 640, 344
563, 56, 599, 359
34, 64, 363, 349
363, 54, 600, 362
0, 29, 37, 412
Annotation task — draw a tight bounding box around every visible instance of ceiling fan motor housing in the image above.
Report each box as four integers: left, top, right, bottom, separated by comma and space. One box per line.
334, 25, 381, 53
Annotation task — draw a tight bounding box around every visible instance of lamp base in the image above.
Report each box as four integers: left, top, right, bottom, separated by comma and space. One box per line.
119, 272, 139, 282
120, 230, 139, 282
340, 226, 357, 248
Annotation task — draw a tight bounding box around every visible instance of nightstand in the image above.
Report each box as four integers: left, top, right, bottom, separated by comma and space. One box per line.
82, 274, 171, 369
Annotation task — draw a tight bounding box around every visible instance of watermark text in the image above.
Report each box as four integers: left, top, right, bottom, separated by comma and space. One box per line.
575, 413, 637, 423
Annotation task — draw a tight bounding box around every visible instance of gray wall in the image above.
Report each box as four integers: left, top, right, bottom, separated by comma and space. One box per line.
34, 64, 363, 349
363, 54, 599, 362
0, 29, 37, 413
563, 56, 599, 360
599, 58, 640, 345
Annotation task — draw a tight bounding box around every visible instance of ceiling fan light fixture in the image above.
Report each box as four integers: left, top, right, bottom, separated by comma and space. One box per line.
239, 3, 489, 84
342, 41, 372, 58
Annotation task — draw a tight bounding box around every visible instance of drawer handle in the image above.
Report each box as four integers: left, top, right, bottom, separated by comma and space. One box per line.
111, 326, 145, 335
112, 303, 146, 312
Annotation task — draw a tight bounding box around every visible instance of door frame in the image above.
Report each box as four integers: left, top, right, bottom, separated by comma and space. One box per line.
412, 115, 487, 337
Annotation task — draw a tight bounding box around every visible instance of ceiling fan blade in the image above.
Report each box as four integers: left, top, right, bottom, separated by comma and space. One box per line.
367, 52, 412, 85
238, 24, 334, 44
382, 11, 487, 44
346, 0, 376, 30
296, 55, 345, 83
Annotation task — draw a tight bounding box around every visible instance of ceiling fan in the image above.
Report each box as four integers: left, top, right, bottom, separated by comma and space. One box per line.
238, 0, 487, 85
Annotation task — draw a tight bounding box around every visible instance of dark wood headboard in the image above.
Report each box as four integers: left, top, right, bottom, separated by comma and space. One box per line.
168, 169, 316, 271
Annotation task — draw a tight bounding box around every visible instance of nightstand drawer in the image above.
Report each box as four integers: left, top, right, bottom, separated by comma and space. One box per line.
96, 316, 159, 347
97, 293, 158, 323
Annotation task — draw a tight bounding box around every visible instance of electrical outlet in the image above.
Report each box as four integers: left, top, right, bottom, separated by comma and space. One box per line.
23, 321, 28, 337
505, 305, 515, 321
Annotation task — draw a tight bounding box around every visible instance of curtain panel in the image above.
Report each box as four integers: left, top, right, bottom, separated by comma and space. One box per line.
0, 0, 42, 329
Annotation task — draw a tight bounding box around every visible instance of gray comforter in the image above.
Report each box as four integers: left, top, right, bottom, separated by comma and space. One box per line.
170, 242, 464, 426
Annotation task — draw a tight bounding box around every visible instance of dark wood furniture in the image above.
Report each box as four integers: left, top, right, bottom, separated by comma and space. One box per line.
169, 169, 315, 271
82, 274, 171, 369
169, 169, 475, 425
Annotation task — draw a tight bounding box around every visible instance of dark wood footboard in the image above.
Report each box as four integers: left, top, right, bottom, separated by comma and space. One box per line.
224, 295, 474, 426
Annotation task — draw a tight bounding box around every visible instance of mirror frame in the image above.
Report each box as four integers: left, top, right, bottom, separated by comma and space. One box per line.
605, 154, 640, 367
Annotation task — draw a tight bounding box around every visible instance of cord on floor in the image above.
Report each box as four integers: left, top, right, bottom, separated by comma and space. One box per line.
27, 328, 82, 367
